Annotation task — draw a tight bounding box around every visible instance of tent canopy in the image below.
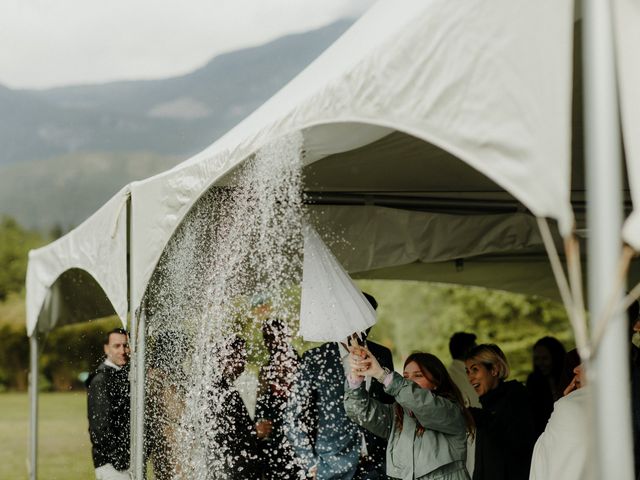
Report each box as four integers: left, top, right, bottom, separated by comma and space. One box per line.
25, 0, 640, 335
25, 186, 129, 336
129, 0, 575, 315
615, 0, 640, 249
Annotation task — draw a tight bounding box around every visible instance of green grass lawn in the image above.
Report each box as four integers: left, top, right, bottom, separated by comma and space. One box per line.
0, 392, 94, 480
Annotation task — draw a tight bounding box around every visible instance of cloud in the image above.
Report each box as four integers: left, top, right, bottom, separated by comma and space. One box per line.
0, 0, 375, 89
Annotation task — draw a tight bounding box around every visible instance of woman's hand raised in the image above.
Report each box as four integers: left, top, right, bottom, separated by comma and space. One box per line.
348, 347, 368, 380
341, 332, 385, 381
347, 345, 384, 381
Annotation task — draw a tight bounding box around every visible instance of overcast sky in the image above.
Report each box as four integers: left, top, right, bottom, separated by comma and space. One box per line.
1, 0, 375, 90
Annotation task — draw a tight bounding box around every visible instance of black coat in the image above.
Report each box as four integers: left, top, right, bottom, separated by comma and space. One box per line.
86, 363, 130, 470
255, 346, 300, 479
356, 340, 394, 480
525, 371, 556, 438
470, 380, 536, 480
208, 381, 260, 479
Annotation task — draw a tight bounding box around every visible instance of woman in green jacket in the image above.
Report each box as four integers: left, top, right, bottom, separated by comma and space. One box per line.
344, 348, 474, 480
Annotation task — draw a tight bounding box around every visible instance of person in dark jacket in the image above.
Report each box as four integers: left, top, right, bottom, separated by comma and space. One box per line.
255, 317, 300, 479
525, 336, 566, 438
206, 335, 260, 480
355, 327, 395, 479
285, 292, 393, 480
86, 328, 131, 480
286, 340, 362, 479
464, 344, 535, 480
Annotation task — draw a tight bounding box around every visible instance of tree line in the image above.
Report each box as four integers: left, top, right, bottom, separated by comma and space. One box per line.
0, 215, 574, 391
0, 216, 118, 391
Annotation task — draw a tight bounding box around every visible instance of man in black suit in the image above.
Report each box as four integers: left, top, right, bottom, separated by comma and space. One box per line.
207, 335, 261, 479
286, 292, 393, 480
355, 293, 394, 480
86, 328, 131, 480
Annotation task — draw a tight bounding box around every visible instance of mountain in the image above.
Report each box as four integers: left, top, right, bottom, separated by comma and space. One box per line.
0, 19, 353, 231
0, 84, 96, 166
1, 20, 352, 167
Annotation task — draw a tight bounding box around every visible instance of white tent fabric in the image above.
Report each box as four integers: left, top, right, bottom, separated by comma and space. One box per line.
306, 205, 565, 301
614, 0, 640, 250
299, 223, 376, 341
308, 206, 544, 274
25, 186, 129, 336
129, 0, 575, 314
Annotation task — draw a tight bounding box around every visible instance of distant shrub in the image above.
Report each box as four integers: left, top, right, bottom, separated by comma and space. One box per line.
0, 317, 121, 392
0, 281, 575, 390
0, 216, 45, 301
0, 323, 29, 390
358, 280, 574, 382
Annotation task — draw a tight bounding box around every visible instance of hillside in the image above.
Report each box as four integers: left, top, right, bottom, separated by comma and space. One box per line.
0, 20, 352, 231
0, 152, 179, 230
0, 20, 352, 167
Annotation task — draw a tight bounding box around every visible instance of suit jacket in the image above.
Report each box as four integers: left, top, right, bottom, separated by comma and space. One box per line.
86, 362, 130, 470
207, 380, 260, 479
360, 341, 394, 478
255, 346, 300, 479
286, 342, 361, 480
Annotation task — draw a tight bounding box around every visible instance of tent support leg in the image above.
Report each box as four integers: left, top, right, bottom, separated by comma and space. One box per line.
29, 334, 38, 480
584, 0, 634, 478
129, 311, 141, 479
131, 310, 146, 479
128, 195, 146, 479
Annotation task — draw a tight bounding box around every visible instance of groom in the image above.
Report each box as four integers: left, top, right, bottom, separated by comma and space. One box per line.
286, 293, 394, 479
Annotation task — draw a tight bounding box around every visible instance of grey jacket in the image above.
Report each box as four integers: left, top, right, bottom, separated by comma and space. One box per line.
344, 372, 470, 480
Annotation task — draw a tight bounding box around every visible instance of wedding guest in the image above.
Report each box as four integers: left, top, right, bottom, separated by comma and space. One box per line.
464, 344, 535, 480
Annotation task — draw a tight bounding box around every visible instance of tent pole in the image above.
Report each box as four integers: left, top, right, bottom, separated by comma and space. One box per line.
583, 0, 634, 478
128, 307, 141, 479
134, 310, 146, 479
127, 198, 138, 478
127, 195, 146, 479
28, 334, 38, 480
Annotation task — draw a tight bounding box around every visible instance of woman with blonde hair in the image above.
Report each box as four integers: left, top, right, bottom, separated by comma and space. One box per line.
344, 347, 474, 480
464, 344, 535, 480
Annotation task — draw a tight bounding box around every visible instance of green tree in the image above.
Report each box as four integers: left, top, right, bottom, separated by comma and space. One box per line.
0, 323, 29, 390
357, 280, 573, 381
48, 223, 66, 240
0, 216, 45, 301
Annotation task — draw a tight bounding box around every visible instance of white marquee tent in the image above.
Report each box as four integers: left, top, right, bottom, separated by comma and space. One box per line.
25, 0, 640, 478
